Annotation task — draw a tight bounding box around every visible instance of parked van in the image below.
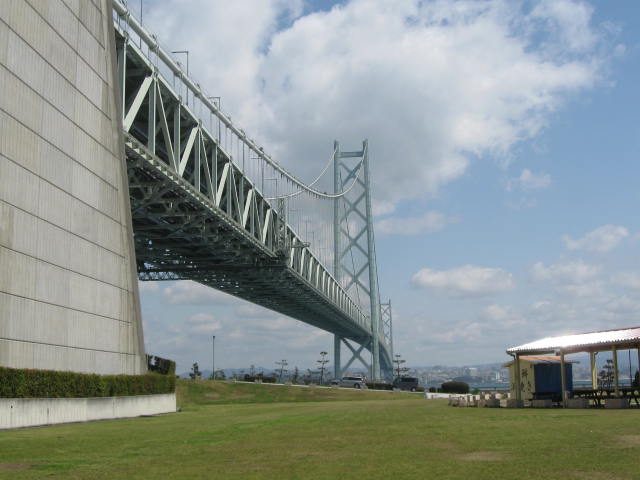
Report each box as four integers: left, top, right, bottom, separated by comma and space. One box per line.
392, 376, 419, 392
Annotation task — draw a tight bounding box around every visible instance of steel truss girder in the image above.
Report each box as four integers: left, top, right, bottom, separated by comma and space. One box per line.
124, 126, 371, 338
112, 7, 392, 367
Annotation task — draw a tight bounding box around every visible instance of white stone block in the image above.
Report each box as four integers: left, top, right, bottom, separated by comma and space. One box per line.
531, 399, 552, 408
605, 398, 630, 409
567, 398, 589, 409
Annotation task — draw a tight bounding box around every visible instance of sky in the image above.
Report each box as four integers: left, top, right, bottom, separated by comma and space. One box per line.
135, 0, 640, 374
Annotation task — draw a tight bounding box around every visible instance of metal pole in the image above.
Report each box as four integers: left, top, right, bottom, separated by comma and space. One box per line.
560, 351, 567, 408
514, 354, 521, 402
171, 50, 189, 105
212, 335, 215, 381
637, 346, 640, 387
590, 351, 597, 389
612, 346, 619, 396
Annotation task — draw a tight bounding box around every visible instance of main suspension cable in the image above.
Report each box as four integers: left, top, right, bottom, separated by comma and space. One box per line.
267, 144, 366, 200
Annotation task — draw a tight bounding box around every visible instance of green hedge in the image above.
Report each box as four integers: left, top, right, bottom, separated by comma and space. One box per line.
0, 367, 175, 398
243, 374, 276, 383
441, 381, 469, 394
366, 382, 393, 390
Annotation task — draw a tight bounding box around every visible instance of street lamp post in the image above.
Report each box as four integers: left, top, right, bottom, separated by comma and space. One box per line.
212, 335, 216, 381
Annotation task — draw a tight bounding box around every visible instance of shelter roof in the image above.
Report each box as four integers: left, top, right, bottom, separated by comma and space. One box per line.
501, 356, 579, 368
507, 326, 640, 355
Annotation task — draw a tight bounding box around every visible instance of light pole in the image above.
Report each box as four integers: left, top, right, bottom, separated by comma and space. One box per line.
171, 50, 189, 76
171, 50, 189, 105
212, 335, 216, 381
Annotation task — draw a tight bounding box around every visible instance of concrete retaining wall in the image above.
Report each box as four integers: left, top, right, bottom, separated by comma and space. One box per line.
0, 393, 175, 429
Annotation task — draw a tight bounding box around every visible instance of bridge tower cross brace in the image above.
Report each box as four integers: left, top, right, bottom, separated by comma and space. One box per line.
333, 140, 383, 381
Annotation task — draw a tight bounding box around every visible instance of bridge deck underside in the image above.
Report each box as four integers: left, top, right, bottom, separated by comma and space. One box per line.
127, 146, 369, 342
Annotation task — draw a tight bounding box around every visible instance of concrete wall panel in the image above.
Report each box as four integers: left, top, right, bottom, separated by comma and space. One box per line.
0, 0, 146, 375
62, 0, 81, 17
0, 19, 9, 65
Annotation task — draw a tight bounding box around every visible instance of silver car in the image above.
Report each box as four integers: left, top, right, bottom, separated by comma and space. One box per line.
332, 376, 367, 389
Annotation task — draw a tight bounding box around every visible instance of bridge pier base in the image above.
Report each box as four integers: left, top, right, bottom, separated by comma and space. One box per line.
0, 0, 146, 374
334, 335, 342, 379
334, 337, 371, 380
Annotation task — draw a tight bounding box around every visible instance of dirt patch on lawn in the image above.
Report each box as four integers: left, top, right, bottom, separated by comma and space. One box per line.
0, 463, 33, 471
565, 471, 625, 480
616, 435, 640, 447
455, 451, 509, 462
204, 393, 221, 399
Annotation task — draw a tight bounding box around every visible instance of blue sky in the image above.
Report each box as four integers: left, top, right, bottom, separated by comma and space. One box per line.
137, 0, 640, 373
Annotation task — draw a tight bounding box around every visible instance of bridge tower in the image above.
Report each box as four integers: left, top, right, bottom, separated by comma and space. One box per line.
333, 140, 389, 381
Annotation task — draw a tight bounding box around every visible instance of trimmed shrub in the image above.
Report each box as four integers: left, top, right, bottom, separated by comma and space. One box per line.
146, 355, 176, 376
441, 381, 469, 394
243, 374, 277, 383
0, 367, 175, 398
366, 382, 393, 390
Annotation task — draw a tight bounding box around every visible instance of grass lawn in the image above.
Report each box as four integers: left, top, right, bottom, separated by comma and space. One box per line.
0, 380, 638, 479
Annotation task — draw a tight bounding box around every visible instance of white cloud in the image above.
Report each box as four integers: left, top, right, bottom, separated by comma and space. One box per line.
236, 305, 275, 318
531, 260, 600, 283
530, 260, 603, 297
185, 313, 222, 334
507, 169, 551, 191
163, 281, 238, 305
375, 211, 450, 236
144, 0, 606, 211
138, 281, 160, 293
482, 304, 525, 328
562, 225, 629, 253
611, 272, 640, 290
411, 264, 514, 297
529, 0, 597, 53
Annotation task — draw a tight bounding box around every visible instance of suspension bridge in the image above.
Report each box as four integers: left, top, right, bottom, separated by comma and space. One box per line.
0, 0, 393, 381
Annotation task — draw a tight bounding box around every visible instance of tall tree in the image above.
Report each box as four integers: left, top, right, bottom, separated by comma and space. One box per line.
275, 359, 288, 382
599, 359, 617, 389
189, 362, 201, 380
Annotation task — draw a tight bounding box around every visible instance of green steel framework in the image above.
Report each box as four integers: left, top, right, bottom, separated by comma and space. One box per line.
112, 0, 393, 380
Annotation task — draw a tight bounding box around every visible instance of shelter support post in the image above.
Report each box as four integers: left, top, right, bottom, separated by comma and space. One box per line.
590, 352, 598, 389
560, 351, 567, 408
612, 346, 619, 397
514, 354, 521, 402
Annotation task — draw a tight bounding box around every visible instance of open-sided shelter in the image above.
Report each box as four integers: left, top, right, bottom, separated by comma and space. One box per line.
502, 356, 577, 402
507, 326, 640, 407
